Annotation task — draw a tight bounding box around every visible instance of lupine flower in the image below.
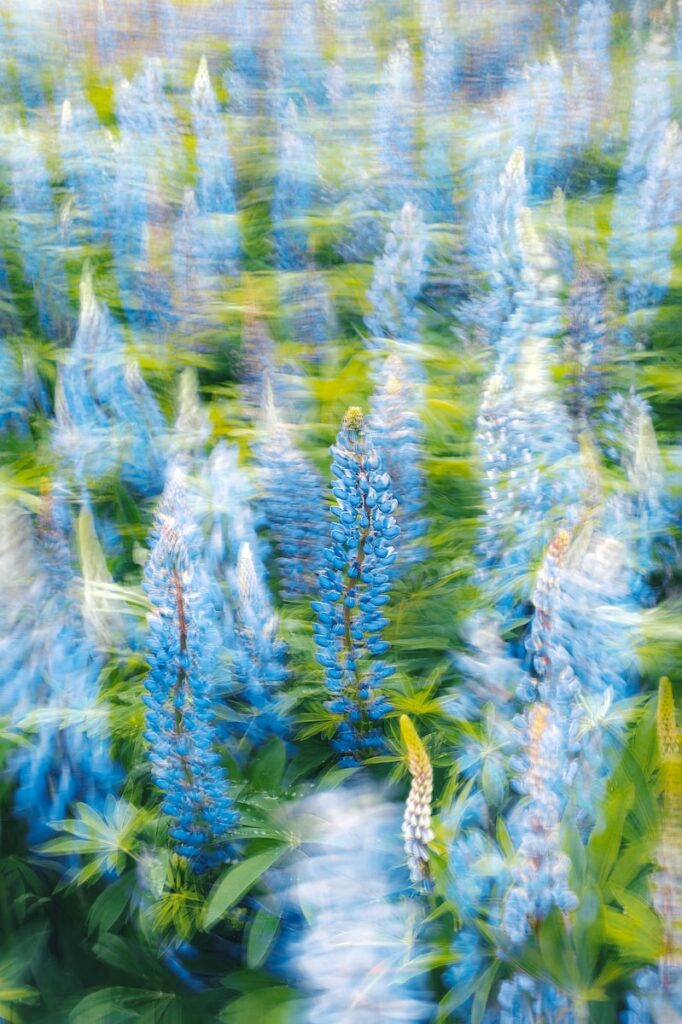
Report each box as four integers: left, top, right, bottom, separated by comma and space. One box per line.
497, 972, 573, 1023
142, 472, 238, 867
313, 407, 399, 765
376, 40, 417, 210
422, 12, 457, 222
461, 146, 527, 349
503, 54, 574, 200
283, 785, 434, 1024
369, 353, 428, 562
573, 0, 613, 144
200, 440, 267, 579
228, 541, 289, 744
8, 128, 70, 334
272, 99, 316, 271
196, 442, 287, 745
616, 33, 672, 196
0, 489, 119, 843
190, 56, 240, 276
257, 400, 328, 599
565, 264, 610, 423
503, 702, 578, 944
365, 202, 428, 348
59, 93, 111, 245
603, 391, 669, 576
54, 267, 166, 495
400, 714, 434, 885
172, 367, 212, 471
111, 59, 179, 329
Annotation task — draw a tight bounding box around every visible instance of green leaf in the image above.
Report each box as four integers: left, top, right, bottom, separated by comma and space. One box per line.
471, 961, 501, 1024
586, 784, 633, 890
88, 875, 133, 936
219, 986, 304, 1024
246, 907, 281, 969
204, 848, 287, 929
68, 987, 171, 1024
248, 737, 287, 791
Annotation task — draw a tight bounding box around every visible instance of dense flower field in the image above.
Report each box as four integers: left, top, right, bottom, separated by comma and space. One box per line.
0, 0, 681, 1020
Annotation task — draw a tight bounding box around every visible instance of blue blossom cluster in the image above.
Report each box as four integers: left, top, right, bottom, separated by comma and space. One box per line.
196, 441, 288, 746
497, 972, 573, 1024
369, 353, 428, 562
421, 7, 457, 223
461, 146, 527, 348
143, 473, 238, 866
257, 407, 328, 599
284, 785, 434, 1024
228, 541, 290, 745
272, 100, 316, 271
313, 408, 399, 765
8, 128, 70, 334
54, 268, 166, 495
0, 488, 118, 843
376, 40, 417, 211
365, 201, 428, 347
190, 57, 240, 276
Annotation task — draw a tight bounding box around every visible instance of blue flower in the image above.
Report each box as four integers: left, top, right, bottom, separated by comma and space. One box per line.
376, 40, 417, 210
271, 100, 315, 271
369, 353, 428, 563
143, 472, 238, 868
54, 268, 166, 495
365, 203, 428, 348
257, 405, 328, 600
0, 486, 119, 843
189, 57, 240, 276
313, 408, 399, 765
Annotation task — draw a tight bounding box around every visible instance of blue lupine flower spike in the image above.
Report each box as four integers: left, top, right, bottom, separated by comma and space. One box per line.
313, 407, 399, 765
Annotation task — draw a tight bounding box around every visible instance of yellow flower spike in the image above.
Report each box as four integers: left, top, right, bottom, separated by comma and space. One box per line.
657, 677, 679, 763
400, 715, 434, 887
343, 406, 364, 432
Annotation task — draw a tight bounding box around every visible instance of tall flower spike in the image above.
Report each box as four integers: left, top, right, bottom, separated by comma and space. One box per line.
271, 99, 315, 271
369, 353, 428, 562
313, 408, 400, 765
229, 541, 289, 744
0, 489, 119, 843
365, 202, 428, 348
189, 56, 240, 276
143, 474, 238, 868
376, 40, 417, 210
400, 715, 434, 885
257, 397, 328, 599
503, 702, 578, 944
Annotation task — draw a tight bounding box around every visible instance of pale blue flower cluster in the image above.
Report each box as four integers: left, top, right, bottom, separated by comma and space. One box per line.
369, 354, 428, 562
258, 409, 328, 599
313, 409, 399, 765
365, 201, 428, 347
0, 489, 119, 843
143, 473, 238, 867
284, 786, 434, 1024
54, 269, 166, 495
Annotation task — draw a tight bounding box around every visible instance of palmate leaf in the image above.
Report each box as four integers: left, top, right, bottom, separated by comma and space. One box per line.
38, 797, 151, 884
